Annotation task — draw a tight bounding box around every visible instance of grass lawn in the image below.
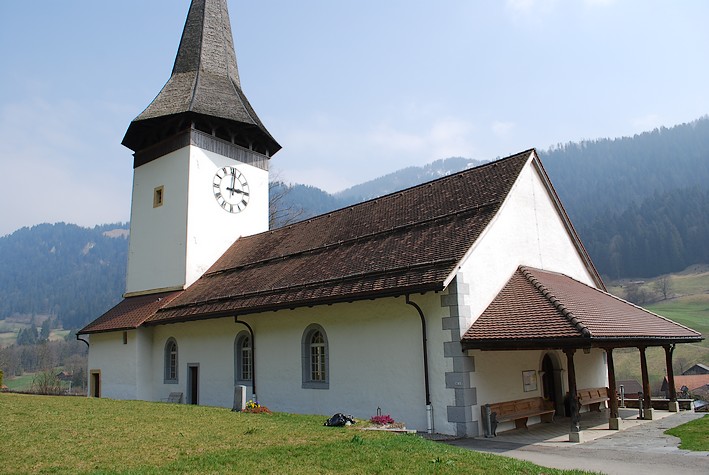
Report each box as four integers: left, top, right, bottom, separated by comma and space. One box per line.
0, 393, 594, 475
4, 373, 35, 391
665, 415, 709, 451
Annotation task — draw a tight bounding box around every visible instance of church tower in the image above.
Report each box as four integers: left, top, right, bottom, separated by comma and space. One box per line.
122, 0, 279, 296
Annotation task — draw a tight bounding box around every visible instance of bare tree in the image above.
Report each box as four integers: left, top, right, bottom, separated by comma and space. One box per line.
31, 370, 62, 395
269, 179, 305, 229
653, 275, 674, 301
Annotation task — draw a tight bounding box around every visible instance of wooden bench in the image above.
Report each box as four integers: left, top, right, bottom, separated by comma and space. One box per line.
576, 387, 609, 412
162, 392, 183, 403
487, 397, 555, 432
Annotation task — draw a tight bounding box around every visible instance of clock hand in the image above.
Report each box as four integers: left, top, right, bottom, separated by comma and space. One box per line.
230, 173, 236, 197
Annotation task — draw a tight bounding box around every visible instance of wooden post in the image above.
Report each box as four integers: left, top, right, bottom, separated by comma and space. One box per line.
639, 346, 653, 419
664, 344, 679, 412
606, 347, 621, 429
564, 348, 581, 441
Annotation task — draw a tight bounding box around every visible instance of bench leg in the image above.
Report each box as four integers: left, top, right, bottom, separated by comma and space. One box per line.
514, 417, 529, 429
540, 412, 554, 423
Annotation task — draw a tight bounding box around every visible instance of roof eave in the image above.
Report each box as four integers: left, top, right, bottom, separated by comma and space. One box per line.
146, 282, 445, 327
461, 335, 704, 351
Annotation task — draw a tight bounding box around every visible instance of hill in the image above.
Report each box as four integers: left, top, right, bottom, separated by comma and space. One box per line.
0, 222, 128, 330
607, 266, 709, 393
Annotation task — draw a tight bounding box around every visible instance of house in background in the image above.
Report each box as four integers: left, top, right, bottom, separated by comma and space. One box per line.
661, 374, 709, 400
79, 0, 702, 439
682, 363, 709, 375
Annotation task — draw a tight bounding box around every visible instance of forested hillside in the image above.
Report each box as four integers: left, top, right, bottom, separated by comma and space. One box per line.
542, 117, 709, 278
0, 223, 128, 330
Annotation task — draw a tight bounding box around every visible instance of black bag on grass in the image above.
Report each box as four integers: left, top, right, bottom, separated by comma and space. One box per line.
324, 413, 355, 427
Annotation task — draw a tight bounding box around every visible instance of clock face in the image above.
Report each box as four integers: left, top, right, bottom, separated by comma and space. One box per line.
213, 166, 249, 213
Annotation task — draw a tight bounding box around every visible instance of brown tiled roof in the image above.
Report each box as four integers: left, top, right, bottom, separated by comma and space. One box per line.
147, 150, 537, 324
78, 291, 182, 334
664, 374, 709, 392
462, 266, 703, 349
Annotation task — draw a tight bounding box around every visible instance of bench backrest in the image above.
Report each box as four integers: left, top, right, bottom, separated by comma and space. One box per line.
577, 387, 608, 402
489, 397, 552, 416
167, 392, 183, 403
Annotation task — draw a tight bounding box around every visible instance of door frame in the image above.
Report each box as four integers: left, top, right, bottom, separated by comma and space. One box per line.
187, 363, 199, 405
90, 369, 101, 398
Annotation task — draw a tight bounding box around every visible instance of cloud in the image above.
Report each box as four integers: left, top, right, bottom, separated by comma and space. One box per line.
583, 0, 616, 6
505, 0, 559, 17
491, 120, 516, 138
274, 114, 479, 193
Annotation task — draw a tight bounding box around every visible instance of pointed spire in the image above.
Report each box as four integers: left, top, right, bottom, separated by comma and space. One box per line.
122, 0, 280, 159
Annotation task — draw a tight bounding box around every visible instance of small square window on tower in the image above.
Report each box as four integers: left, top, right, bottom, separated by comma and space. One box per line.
153, 186, 164, 208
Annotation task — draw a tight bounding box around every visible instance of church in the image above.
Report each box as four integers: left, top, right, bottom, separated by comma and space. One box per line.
79, 0, 702, 438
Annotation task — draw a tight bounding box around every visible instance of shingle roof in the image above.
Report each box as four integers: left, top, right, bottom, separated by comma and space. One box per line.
462, 266, 703, 349
146, 150, 536, 324
78, 291, 182, 334
122, 0, 280, 156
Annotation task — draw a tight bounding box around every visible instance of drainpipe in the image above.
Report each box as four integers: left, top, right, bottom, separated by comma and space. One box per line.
76, 334, 89, 348
76, 334, 89, 395
234, 317, 256, 400
405, 295, 433, 434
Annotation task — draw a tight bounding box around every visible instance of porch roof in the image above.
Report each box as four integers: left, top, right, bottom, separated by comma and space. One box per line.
78, 291, 182, 334
461, 266, 703, 350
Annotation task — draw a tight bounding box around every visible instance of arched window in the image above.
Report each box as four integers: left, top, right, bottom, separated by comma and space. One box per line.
234, 331, 252, 385
301, 324, 329, 389
164, 338, 178, 384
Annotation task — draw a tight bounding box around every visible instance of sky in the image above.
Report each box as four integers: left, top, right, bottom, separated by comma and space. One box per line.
0, 0, 707, 237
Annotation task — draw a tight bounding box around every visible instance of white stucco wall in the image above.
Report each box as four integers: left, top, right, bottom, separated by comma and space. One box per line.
87, 331, 138, 400
185, 148, 268, 288
125, 146, 269, 295
472, 348, 608, 433
87, 294, 452, 433
454, 156, 598, 338
126, 149, 189, 294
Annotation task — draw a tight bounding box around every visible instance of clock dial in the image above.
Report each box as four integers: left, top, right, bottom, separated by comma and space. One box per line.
213, 166, 249, 213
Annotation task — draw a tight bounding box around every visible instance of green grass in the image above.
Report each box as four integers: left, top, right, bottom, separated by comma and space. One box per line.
4, 373, 35, 391
0, 393, 594, 475
645, 296, 709, 338
665, 415, 709, 451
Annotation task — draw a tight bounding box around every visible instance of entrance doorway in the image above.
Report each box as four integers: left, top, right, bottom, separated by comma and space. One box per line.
90, 370, 101, 398
541, 353, 563, 416
187, 364, 199, 405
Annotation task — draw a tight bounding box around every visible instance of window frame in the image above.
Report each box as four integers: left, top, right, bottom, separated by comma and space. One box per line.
234, 331, 253, 386
301, 324, 329, 389
164, 337, 178, 384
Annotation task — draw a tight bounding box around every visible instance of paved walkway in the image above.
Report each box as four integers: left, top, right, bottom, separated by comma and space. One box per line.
446, 409, 709, 474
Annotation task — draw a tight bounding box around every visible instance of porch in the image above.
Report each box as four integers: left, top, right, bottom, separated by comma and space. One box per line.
460, 266, 704, 441
482, 406, 676, 446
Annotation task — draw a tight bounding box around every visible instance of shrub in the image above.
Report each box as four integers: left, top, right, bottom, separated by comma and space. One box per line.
242, 399, 271, 414
31, 370, 62, 395
369, 414, 395, 425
